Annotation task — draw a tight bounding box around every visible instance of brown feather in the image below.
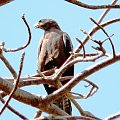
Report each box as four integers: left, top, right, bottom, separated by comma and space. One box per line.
36, 19, 74, 115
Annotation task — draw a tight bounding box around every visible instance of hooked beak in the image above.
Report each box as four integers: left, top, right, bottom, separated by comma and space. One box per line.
34, 22, 44, 28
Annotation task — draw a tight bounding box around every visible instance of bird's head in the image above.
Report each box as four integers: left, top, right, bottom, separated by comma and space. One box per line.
34, 19, 61, 31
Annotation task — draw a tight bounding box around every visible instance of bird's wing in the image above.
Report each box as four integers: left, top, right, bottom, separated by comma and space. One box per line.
63, 32, 73, 58
37, 36, 44, 59
62, 32, 74, 77
37, 36, 46, 71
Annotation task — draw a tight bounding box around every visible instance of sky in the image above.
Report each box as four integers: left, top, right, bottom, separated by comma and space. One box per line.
0, 0, 120, 119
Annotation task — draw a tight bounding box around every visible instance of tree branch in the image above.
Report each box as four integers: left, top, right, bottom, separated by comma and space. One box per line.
106, 112, 120, 120
0, 0, 13, 6
4, 14, 32, 52
55, 4, 116, 77
43, 53, 120, 105
90, 17, 115, 57
0, 52, 25, 115
0, 77, 40, 108
65, 0, 120, 10
0, 98, 28, 120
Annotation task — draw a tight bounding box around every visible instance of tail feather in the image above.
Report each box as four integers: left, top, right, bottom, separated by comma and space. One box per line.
53, 95, 72, 115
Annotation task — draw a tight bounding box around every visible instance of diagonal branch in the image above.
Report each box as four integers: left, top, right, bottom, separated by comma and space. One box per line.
0, 54, 120, 115
55, 52, 104, 80
0, 52, 25, 114
55, 3, 117, 78
77, 0, 118, 53
97, 0, 118, 24
0, 0, 13, 6
43, 53, 120, 105
76, 38, 86, 58
65, 0, 120, 10
78, 17, 120, 54
105, 112, 120, 120
0, 98, 28, 120
0, 77, 40, 108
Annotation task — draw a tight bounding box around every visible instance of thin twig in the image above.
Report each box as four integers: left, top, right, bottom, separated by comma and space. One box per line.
0, 98, 28, 120
32, 68, 55, 77
76, 38, 86, 58
84, 85, 98, 99
97, 0, 118, 24
55, 3, 114, 79
65, 0, 120, 9
70, 79, 98, 99
0, 52, 25, 115
77, 0, 118, 53
55, 52, 104, 80
105, 112, 120, 120
90, 17, 116, 57
67, 93, 85, 114
4, 14, 32, 52
70, 52, 100, 58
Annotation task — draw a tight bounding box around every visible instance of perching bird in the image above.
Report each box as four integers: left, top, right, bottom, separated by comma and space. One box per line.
34, 19, 74, 115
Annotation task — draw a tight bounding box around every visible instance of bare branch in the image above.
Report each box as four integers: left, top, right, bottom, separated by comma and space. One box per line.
55, 5, 116, 76
0, 52, 25, 114
90, 17, 116, 57
70, 53, 100, 58
0, 98, 28, 120
0, 77, 40, 108
38, 115, 100, 120
43, 53, 120, 104
76, 38, 86, 58
78, 17, 120, 53
70, 79, 98, 99
32, 68, 55, 77
55, 52, 104, 80
0, 0, 13, 6
4, 14, 32, 52
83, 79, 98, 99
65, 0, 120, 10
19, 76, 73, 88
97, 0, 118, 24
105, 112, 120, 120
68, 93, 85, 115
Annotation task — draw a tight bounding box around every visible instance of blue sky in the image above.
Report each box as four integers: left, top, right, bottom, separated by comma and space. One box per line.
0, 0, 120, 119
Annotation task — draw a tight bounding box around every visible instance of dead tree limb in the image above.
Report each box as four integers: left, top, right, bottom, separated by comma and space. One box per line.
43, 53, 120, 105
0, 0, 13, 6
0, 52, 25, 114
4, 14, 32, 52
0, 98, 28, 120
65, 0, 120, 10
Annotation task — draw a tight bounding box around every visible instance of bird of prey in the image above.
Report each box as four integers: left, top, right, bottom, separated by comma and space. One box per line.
34, 19, 74, 115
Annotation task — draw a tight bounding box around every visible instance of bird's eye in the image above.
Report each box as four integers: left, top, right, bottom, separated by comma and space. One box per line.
39, 20, 42, 23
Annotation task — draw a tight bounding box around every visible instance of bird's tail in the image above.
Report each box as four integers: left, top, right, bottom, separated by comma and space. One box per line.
53, 95, 72, 115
